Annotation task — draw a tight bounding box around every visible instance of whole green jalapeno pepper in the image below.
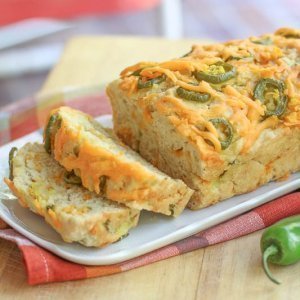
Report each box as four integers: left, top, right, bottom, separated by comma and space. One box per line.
254, 78, 288, 117
194, 61, 236, 84
8, 147, 18, 181
176, 87, 211, 103
209, 118, 233, 150
137, 74, 166, 89
261, 215, 300, 284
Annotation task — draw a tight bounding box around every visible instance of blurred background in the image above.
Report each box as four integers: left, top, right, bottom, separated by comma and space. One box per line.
0, 0, 299, 108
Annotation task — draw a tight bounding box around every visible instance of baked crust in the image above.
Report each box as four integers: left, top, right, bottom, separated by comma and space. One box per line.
46, 107, 193, 216
5, 143, 140, 247
107, 28, 300, 209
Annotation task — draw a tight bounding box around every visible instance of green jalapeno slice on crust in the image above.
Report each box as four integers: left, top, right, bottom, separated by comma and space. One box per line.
252, 37, 273, 45
8, 147, 18, 180
131, 68, 143, 76
225, 54, 254, 62
210, 118, 233, 150
283, 34, 300, 39
225, 56, 242, 62
276, 30, 300, 39
195, 62, 237, 84
63, 170, 82, 185
44, 114, 61, 154
137, 74, 166, 89
176, 87, 211, 103
254, 78, 288, 117
46, 204, 55, 211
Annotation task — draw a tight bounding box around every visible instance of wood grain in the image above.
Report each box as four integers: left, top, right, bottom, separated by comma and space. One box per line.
1, 232, 300, 299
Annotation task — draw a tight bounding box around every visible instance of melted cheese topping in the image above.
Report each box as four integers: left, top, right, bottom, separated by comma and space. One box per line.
119, 28, 300, 154
52, 107, 160, 202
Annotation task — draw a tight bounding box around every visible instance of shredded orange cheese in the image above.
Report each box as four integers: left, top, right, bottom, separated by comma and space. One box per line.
119, 27, 300, 153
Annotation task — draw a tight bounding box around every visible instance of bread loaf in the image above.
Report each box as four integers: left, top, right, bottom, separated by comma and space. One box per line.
107, 28, 300, 209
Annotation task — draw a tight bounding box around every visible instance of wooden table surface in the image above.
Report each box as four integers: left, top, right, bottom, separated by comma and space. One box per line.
1, 36, 300, 300
1, 231, 300, 300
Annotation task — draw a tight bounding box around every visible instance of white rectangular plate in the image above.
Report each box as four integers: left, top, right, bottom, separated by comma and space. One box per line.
0, 115, 299, 265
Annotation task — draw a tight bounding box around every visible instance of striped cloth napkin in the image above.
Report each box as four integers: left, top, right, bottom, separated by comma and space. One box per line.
0, 193, 299, 285
0, 93, 299, 285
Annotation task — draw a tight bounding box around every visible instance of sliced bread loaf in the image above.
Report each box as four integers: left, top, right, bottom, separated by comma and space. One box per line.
4, 143, 140, 247
44, 106, 194, 216
107, 28, 300, 209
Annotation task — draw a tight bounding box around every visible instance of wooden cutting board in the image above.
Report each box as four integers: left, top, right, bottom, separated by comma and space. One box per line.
38, 35, 210, 98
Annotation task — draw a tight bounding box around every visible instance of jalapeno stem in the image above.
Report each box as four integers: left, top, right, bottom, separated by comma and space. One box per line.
262, 245, 281, 285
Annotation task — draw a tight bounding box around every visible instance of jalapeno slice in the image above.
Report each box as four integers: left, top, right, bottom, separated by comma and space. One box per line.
63, 170, 82, 185
176, 87, 210, 103
210, 118, 233, 150
195, 62, 236, 84
252, 37, 273, 45
8, 147, 18, 181
131, 68, 143, 76
137, 74, 166, 89
283, 34, 300, 39
225, 54, 253, 62
44, 114, 61, 154
225, 56, 242, 62
254, 78, 288, 117
275, 29, 300, 39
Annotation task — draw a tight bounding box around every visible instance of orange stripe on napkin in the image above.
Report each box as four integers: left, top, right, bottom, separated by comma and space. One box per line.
22, 245, 87, 285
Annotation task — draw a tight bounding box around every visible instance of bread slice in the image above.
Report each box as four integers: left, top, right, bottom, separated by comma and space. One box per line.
4, 143, 140, 247
44, 106, 193, 216
107, 28, 300, 209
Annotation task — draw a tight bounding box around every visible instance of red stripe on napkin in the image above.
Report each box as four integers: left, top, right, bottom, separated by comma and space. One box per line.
0, 193, 299, 285
254, 192, 300, 226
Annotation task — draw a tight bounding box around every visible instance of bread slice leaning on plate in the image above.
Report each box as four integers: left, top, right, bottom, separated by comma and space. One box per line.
44, 106, 194, 216
4, 143, 140, 247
